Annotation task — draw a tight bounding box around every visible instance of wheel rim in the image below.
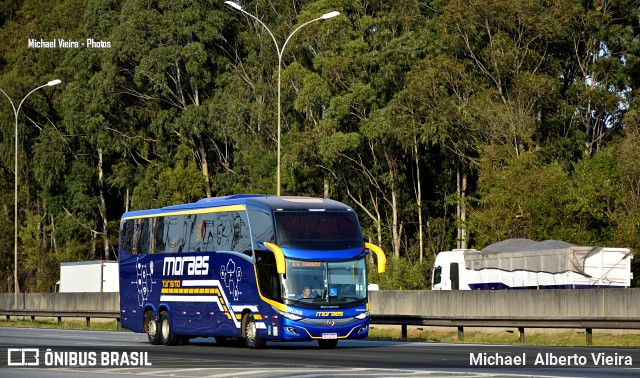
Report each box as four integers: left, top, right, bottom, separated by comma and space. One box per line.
148, 320, 157, 339
246, 319, 256, 342
162, 318, 170, 339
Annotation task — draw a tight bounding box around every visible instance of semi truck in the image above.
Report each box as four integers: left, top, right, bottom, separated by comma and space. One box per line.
431, 239, 633, 290
56, 260, 119, 292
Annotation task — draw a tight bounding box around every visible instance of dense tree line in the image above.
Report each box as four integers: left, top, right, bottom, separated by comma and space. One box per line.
0, 0, 638, 292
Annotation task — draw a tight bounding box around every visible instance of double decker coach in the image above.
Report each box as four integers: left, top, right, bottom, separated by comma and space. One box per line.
119, 194, 386, 349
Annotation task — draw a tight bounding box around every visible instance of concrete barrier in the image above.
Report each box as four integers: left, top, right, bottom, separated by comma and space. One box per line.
0, 293, 119, 312
368, 289, 640, 319
1, 289, 639, 320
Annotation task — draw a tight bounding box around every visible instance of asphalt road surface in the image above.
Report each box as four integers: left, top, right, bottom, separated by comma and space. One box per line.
1, 327, 639, 377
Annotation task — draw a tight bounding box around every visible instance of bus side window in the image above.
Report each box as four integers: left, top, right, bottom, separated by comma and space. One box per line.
164, 216, 184, 253
231, 211, 252, 255
153, 217, 165, 253
200, 212, 216, 252
183, 214, 199, 252
121, 220, 135, 254
248, 209, 274, 248
135, 218, 150, 254
199, 212, 231, 252
186, 214, 204, 252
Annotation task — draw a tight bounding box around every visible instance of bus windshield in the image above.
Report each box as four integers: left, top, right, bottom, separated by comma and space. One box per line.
274, 211, 363, 250
282, 258, 367, 307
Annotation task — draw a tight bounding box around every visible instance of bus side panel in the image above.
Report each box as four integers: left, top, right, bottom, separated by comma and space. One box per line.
120, 249, 269, 338
165, 253, 261, 338
214, 255, 262, 337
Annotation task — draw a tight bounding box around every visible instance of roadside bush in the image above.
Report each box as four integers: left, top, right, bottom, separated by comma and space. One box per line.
368, 257, 430, 290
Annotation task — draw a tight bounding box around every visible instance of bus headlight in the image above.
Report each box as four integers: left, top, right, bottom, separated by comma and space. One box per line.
273, 307, 304, 321
354, 311, 369, 320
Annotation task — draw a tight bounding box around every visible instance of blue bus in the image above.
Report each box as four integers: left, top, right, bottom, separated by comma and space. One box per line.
118, 194, 386, 348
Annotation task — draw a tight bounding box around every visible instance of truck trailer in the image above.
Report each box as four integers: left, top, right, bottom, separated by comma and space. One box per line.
431, 239, 633, 290
57, 260, 119, 292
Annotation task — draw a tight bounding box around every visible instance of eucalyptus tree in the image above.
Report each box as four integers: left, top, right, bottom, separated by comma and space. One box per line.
111, 0, 231, 206
294, 0, 435, 259
0, 0, 84, 290
431, 0, 581, 248
43, 0, 127, 261
389, 53, 479, 258
618, 111, 640, 286
568, 0, 638, 155
436, 0, 574, 157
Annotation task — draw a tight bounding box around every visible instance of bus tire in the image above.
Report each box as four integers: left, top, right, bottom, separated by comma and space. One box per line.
318, 339, 338, 349
160, 312, 180, 346
146, 315, 161, 345
244, 314, 266, 349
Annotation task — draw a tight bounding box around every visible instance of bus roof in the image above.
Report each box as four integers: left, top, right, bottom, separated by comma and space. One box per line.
121, 194, 354, 219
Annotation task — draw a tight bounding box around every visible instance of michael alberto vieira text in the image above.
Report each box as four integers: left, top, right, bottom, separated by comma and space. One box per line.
470, 352, 633, 366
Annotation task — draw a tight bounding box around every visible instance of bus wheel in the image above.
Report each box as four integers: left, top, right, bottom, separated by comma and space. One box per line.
160, 312, 180, 346
146, 315, 161, 345
244, 314, 266, 349
318, 339, 338, 349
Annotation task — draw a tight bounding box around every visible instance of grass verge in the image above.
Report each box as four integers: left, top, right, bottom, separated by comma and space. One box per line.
368, 327, 640, 347
0, 319, 119, 331
1, 319, 638, 347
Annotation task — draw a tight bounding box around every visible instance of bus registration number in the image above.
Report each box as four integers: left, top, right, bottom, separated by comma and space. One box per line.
322, 333, 337, 339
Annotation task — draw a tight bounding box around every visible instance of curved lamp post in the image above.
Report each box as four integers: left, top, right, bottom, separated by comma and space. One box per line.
224, 1, 340, 195
0, 79, 61, 308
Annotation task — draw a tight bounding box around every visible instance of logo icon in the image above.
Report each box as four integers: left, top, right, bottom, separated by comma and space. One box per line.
134, 258, 156, 307
7, 348, 39, 366
220, 259, 242, 301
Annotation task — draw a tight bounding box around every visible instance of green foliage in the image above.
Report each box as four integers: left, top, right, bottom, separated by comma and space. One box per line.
0, 0, 639, 292
131, 144, 206, 209
368, 257, 430, 290
471, 150, 573, 246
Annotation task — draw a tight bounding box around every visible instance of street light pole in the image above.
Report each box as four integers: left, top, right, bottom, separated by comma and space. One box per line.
224, 1, 340, 196
0, 78, 61, 309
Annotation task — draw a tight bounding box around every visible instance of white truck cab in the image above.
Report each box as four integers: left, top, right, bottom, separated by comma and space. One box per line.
431, 249, 473, 290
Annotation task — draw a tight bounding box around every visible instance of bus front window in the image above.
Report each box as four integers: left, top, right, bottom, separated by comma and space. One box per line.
282, 258, 367, 307
274, 211, 363, 250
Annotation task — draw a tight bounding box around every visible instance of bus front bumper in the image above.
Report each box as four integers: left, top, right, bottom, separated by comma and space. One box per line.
269, 317, 370, 341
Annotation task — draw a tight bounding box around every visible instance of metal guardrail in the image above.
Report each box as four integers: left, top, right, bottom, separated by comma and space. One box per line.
3, 310, 639, 346
0, 310, 120, 330
369, 314, 640, 345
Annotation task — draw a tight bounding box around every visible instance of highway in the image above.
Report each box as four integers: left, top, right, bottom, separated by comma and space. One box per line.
1, 327, 639, 377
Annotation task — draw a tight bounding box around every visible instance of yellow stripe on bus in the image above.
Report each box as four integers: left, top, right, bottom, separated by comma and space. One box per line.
122, 204, 246, 220
163, 287, 228, 295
